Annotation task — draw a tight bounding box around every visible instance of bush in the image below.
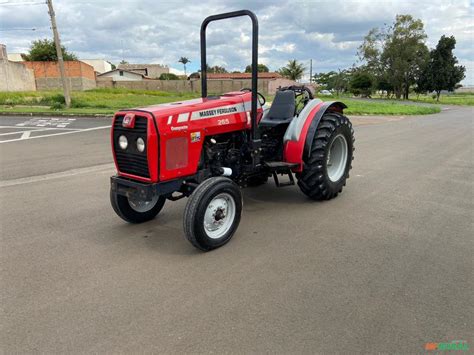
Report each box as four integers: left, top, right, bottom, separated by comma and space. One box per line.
40, 93, 65, 106
50, 102, 65, 110
159, 73, 179, 80
350, 72, 373, 97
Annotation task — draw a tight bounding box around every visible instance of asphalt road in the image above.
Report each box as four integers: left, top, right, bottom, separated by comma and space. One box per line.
1, 108, 472, 353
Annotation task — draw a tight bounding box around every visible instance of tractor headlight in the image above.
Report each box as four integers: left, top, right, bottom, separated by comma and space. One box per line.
118, 135, 128, 150
136, 137, 145, 153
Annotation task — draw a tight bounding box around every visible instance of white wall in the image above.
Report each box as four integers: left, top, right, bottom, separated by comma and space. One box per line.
80, 59, 112, 74
100, 70, 143, 81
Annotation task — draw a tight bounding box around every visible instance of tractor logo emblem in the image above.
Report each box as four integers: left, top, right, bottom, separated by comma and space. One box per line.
190, 131, 201, 143
122, 113, 135, 128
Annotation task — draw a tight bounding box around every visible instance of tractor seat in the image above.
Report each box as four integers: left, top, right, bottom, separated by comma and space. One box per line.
259, 90, 296, 127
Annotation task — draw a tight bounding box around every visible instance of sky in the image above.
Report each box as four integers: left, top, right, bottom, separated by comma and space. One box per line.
1, 0, 473, 84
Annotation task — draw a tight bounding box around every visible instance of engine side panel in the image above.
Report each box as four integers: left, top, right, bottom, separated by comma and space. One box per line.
155, 93, 260, 181
112, 92, 263, 183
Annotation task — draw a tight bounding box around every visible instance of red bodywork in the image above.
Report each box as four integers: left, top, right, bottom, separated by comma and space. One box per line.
111, 91, 325, 182
283, 101, 324, 172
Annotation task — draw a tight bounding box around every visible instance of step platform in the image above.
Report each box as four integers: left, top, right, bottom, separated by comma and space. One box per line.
264, 161, 298, 187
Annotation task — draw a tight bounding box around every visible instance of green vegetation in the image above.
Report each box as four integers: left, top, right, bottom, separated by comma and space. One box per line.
416, 36, 466, 101
159, 73, 180, 80
22, 38, 77, 61
278, 59, 306, 81
410, 93, 474, 106
316, 14, 465, 102
341, 99, 440, 115
178, 57, 190, 77
0, 89, 200, 115
245, 64, 270, 73
0, 89, 442, 116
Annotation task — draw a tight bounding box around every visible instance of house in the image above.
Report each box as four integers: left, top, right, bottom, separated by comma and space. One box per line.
80, 59, 112, 74
97, 68, 149, 81
117, 63, 169, 78
6, 52, 24, 62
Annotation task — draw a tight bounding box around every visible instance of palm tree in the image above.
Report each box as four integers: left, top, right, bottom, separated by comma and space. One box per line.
178, 57, 190, 78
278, 59, 306, 81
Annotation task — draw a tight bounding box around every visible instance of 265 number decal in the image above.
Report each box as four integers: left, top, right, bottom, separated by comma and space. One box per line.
218, 118, 230, 125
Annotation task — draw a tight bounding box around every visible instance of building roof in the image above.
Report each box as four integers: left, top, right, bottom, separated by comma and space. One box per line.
118, 63, 168, 69
97, 68, 150, 78
207, 72, 282, 80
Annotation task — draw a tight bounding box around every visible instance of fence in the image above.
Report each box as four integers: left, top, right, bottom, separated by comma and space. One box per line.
96, 78, 300, 95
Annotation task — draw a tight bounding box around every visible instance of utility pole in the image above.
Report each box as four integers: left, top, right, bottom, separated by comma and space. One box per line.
309, 59, 313, 84
46, 0, 71, 108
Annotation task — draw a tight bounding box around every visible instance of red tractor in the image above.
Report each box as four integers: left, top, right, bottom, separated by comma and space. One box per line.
110, 10, 354, 251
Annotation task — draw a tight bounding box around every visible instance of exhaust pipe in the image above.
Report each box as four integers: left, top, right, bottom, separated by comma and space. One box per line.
218, 167, 233, 177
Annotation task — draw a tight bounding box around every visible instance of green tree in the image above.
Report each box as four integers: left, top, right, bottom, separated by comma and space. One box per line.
278, 59, 306, 81
314, 70, 351, 95
206, 65, 227, 73
119, 60, 129, 65
22, 38, 77, 61
382, 15, 429, 99
314, 71, 337, 89
245, 63, 269, 73
358, 15, 429, 99
159, 73, 179, 80
350, 71, 373, 97
418, 35, 465, 101
178, 57, 190, 77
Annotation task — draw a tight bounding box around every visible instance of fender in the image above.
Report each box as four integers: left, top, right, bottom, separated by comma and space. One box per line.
283, 101, 347, 172
303, 101, 347, 159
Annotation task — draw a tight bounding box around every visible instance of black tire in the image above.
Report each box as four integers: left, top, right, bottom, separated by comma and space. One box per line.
297, 112, 354, 200
110, 188, 166, 223
183, 177, 242, 251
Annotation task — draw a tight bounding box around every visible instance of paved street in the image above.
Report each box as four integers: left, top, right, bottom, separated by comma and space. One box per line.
1, 107, 472, 353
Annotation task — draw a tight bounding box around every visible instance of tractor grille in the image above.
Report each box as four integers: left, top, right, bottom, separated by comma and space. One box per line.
113, 115, 150, 178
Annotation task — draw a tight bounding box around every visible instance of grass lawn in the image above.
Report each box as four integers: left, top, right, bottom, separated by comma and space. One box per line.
332, 98, 440, 115
0, 89, 200, 115
409, 92, 474, 106
0, 88, 440, 116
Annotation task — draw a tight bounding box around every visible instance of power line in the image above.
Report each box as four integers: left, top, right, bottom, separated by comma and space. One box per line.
0, 27, 48, 31
0, 1, 44, 6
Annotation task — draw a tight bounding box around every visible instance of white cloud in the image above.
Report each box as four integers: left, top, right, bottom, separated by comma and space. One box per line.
1, 0, 472, 84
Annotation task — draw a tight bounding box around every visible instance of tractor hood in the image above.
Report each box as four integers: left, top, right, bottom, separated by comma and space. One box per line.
125, 91, 254, 129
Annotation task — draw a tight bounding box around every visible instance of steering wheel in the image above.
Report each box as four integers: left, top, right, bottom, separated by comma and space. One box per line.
240, 88, 266, 106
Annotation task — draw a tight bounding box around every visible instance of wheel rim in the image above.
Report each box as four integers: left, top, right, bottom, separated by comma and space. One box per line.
203, 193, 236, 239
128, 195, 159, 213
326, 134, 348, 182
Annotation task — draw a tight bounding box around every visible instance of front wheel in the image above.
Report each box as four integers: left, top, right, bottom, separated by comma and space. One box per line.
110, 189, 166, 223
297, 112, 354, 200
183, 177, 242, 251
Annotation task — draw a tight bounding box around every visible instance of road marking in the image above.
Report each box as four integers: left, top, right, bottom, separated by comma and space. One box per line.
0, 125, 110, 144
0, 127, 82, 136
0, 163, 115, 187
16, 117, 77, 128
20, 131, 31, 139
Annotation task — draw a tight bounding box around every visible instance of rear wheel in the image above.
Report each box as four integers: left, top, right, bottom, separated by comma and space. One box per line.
297, 112, 354, 200
183, 177, 242, 251
110, 189, 166, 223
